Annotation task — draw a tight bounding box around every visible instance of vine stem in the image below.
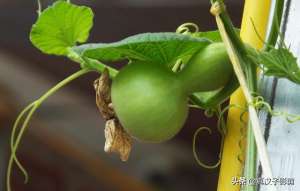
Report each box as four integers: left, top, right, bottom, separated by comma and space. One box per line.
37, 0, 42, 16
6, 68, 91, 191
264, 0, 284, 51
67, 50, 118, 78
210, 2, 276, 191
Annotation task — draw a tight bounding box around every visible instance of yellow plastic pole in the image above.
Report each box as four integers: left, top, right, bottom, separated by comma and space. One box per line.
217, 1, 271, 191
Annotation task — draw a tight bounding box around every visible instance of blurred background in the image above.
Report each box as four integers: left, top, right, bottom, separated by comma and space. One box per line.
0, 0, 243, 190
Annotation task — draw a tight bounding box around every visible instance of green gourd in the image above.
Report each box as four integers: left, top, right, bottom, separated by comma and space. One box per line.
111, 42, 233, 142
111, 62, 189, 142
179, 42, 233, 93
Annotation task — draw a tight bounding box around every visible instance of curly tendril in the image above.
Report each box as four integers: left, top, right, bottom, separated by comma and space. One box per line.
192, 104, 248, 170
192, 127, 221, 169
251, 96, 300, 123
191, 92, 300, 171
204, 108, 215, 118
213, 96, 300, 174
217, 104, 248, 168
192, 95, 299, 171
172, 23, 200, 71
176, 22, 199, 35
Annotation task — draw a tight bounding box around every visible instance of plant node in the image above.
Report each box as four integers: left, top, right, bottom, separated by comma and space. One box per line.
210, 1, 226, 17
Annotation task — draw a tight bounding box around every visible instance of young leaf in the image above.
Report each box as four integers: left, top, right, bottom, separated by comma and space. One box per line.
252, 48, 300, 84
73, 33, 211, 66
30, 1, 94, 56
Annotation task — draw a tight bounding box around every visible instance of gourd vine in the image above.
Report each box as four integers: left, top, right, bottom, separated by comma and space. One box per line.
7, 69, 91, 191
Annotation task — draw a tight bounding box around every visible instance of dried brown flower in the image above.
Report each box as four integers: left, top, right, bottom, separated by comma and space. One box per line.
104, 119, 132, 161
94, 68, 133, 161
94, 68, 115, 120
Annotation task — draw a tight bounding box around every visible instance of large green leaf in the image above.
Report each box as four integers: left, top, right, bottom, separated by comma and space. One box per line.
30, 1, 94, 56
73, 32, 211, 65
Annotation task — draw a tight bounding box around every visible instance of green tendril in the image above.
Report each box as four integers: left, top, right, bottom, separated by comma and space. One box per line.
204, 108, 215, 118
237, 110, 248, 170
7, 104, 40, 191
219, 104, 247, 167
251, 96, 300, 123
188, 104, 202, 109
250, 19, 271, 49
176, 22, 199, 35
217, 104, 247, 134
9, 102, 36, 185
237, 125, 247, 166
249, 18, 287, 51
37, 0, 42, 16
215, 106, 226, 167
192, 127, 221, 169
217, 103, 248, 174
192, 104, 245, 170
6, 68, 91, 191
214, 97, 300, 176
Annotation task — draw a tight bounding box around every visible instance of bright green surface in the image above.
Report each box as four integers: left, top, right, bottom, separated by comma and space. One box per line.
111, 62, 188, 142
30, 1, 93, 56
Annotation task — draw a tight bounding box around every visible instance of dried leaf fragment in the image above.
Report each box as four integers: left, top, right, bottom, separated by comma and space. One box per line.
94, 68, 133, 161
94, 68, 114, 120
104, 119, 132, 161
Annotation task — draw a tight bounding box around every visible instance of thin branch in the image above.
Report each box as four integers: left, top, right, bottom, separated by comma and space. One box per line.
37, 0, 42, 16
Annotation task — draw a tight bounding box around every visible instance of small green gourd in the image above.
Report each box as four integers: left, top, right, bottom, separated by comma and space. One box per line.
111, 62, 188, 142
111, 42, 233, 142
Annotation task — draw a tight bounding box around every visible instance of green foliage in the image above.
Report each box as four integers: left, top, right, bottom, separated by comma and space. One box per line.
193, 30, 223, 42
30, 1, 94, 56
251, 48, 300, 84
10, 0, 300, 191
73, 32, 211, 66
192, 28, 239, 43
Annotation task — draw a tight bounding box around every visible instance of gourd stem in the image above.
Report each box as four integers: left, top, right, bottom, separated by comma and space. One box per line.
67, 49, 118, 78
37, 0, 42, 16
82, 57, 118, 78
